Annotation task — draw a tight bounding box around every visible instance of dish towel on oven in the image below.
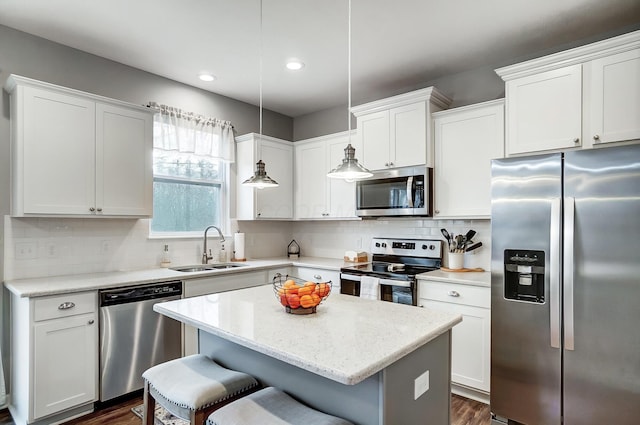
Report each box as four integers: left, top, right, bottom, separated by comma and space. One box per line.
360, 276, 380, 300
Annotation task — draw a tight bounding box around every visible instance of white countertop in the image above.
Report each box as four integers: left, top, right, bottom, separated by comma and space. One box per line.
418, 269, 491, 287
154, 284, 461, 385
4, 257, 349, 297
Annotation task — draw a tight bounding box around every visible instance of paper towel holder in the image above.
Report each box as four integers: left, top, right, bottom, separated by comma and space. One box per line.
287, 240, 300, 258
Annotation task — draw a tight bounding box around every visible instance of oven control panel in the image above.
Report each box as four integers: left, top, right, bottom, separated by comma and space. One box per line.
371, 237, 442, 258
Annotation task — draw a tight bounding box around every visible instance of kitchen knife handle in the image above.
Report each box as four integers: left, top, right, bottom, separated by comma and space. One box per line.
549, 197, 561, 349
563, 197, 575, 350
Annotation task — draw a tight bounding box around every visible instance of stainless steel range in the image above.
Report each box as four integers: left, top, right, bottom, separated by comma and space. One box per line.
340, 237, 443, 305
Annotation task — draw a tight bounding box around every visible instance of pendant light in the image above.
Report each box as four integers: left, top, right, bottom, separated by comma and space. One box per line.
327, 0, 372, 180
242, 0, 279, 189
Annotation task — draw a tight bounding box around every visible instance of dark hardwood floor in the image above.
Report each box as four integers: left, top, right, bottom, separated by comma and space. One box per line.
0, 393, 491, 424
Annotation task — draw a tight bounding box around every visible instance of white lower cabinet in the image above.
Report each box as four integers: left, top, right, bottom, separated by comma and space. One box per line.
10, 291, 98, 425
291, 267, 340, 293
418, 279, 490, 403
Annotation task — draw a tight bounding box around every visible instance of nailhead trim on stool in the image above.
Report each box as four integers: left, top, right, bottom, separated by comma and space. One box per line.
206, 387, 354, 425
142, 354, 259, 425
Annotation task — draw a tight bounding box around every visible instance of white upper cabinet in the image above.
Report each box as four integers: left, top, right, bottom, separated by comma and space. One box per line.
236, 133, 294, 220
352, 87, 451, 170
295, 131, 359, 219
433, 100, 504, 218
588, 48, 640, 144
5, 75, 153, 217
496, 30, 640, 156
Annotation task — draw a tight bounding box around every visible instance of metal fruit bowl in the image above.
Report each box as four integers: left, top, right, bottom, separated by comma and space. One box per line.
272, 273, 332, 315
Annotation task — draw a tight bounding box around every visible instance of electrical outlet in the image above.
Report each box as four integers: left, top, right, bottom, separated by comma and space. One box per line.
15, 242, 37, 260
414, 370, 430, 400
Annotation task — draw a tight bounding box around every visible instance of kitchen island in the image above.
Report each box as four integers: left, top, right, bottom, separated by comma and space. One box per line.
154, 284, 462, 425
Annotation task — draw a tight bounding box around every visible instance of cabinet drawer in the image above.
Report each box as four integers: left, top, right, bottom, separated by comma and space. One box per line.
418, 280, 489, 309
33, 292, 97, 322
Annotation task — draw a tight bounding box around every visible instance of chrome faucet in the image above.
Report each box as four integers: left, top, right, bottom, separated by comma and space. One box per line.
202, 225, 225, 264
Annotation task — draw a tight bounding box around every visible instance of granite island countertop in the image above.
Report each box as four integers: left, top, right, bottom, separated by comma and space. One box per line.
4, 257, 353, 297
154, 284, 462, 385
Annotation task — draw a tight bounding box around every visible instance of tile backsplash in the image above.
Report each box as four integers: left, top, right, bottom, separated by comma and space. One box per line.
3, 216, 491, 280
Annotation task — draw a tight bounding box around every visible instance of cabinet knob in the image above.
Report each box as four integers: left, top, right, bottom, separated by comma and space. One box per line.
447, 290, 460, 297
88, 319, 95, 325
314, 274, 322, 280
389, 162, 394, 166
384, 162, 389, 167
593, 134, 600, 141
573, 138, 580, 144
58, 302, 76, 310
89, 207, 96, 212
97, 207, 103, 212
257, 212, 261, 217
434, 210, 439, 214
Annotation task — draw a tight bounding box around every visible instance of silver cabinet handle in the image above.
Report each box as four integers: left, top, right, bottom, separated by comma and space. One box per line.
97, 207, 103, 212
88, 319, 95, 325
573, 138, 580, 144
389, 162, 394, 166
593, 134, 600, 141
434, 210, 439, 214
563, 197, 576, 350
89, 207, 95, 212
58, 302, 76, 310
384, 162, 389, 167
257, 212, 261, 217
549, 198, 561, 349
313, 274, 322, 280
447, 290, 460, 297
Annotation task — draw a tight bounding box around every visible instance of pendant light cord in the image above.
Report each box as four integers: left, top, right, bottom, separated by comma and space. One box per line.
259, 0, 263, 137
347, 0, 352, 138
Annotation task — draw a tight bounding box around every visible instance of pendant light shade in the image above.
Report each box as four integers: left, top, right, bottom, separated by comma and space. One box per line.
327, 144, 372, 179
327, 0, 371, 180
242, 0, 278, 189
242, 159, 279, 188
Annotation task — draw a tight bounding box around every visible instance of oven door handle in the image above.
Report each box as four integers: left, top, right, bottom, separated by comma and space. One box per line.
340, 274, 412, 288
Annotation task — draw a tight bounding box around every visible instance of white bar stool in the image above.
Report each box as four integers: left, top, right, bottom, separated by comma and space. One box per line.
142, 354, 259, 425
206, 387, 354, 425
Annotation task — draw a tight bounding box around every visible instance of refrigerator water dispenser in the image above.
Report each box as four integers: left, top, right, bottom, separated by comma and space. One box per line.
504, 249, 545, 303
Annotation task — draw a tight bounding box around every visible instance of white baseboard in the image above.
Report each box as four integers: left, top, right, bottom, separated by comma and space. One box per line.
452, 383, 489, 405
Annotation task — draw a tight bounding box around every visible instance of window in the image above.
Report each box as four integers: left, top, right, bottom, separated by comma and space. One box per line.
151, 149, 226, 236
148, 106, 234, 237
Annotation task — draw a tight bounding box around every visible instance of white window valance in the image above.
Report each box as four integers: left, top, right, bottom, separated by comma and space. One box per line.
149, 102, 235, 163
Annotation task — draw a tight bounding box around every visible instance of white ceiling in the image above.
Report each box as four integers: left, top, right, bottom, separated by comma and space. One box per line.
1, 0, 639, 117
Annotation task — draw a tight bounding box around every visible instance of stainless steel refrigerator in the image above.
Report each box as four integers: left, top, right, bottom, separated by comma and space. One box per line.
490, 144, 640, 425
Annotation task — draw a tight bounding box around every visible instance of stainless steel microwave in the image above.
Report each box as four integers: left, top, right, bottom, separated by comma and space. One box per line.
356, 165, 432, 217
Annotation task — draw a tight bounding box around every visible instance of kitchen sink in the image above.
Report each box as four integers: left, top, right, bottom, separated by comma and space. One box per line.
170, 263, 247, 272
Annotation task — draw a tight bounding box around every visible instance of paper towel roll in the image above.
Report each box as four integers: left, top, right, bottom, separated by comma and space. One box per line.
234, 233, 246, 260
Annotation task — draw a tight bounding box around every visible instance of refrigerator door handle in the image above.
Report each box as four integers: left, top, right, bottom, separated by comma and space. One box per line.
550, 197, 561, 349
564, 196, 576, 350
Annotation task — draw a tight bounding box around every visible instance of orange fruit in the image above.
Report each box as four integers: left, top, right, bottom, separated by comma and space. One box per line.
284, 284, 298, 295
286, 293, 300, 309
284, 279, 297, 287
311, 293, 321, 306
315, 283, 330, 298
298, 285, 314, 297
299, 294, 315, 308
279, 294, 288, 306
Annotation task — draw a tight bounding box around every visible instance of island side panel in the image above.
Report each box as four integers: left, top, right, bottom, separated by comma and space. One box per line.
199, 331, 382, 425
381, 330, 451, 425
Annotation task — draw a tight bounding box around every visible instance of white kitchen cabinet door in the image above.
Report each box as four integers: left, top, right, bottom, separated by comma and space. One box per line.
589, 48, 640, 145
390, 102, 427, 168
358, 110, 390, 170
236, 134, 294, 220
97, 103, 153, 216
433, 100, 504, 218
327, 134, 358, 218
255, 139, 293, 218
505, 64, 582, 155
21, 86, 96, 215
32, 313, 97, 420
422, 299, 491, 392
295, 140, 328, 218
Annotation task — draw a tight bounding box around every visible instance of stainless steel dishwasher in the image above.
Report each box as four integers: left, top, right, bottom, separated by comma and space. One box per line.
99, 281, 182, 402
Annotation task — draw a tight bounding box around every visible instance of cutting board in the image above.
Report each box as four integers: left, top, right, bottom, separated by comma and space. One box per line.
440, 267, 485, 273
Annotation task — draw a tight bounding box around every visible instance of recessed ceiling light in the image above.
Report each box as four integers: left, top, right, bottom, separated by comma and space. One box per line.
198, 73, 216, 82
286, 60, 305, 71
